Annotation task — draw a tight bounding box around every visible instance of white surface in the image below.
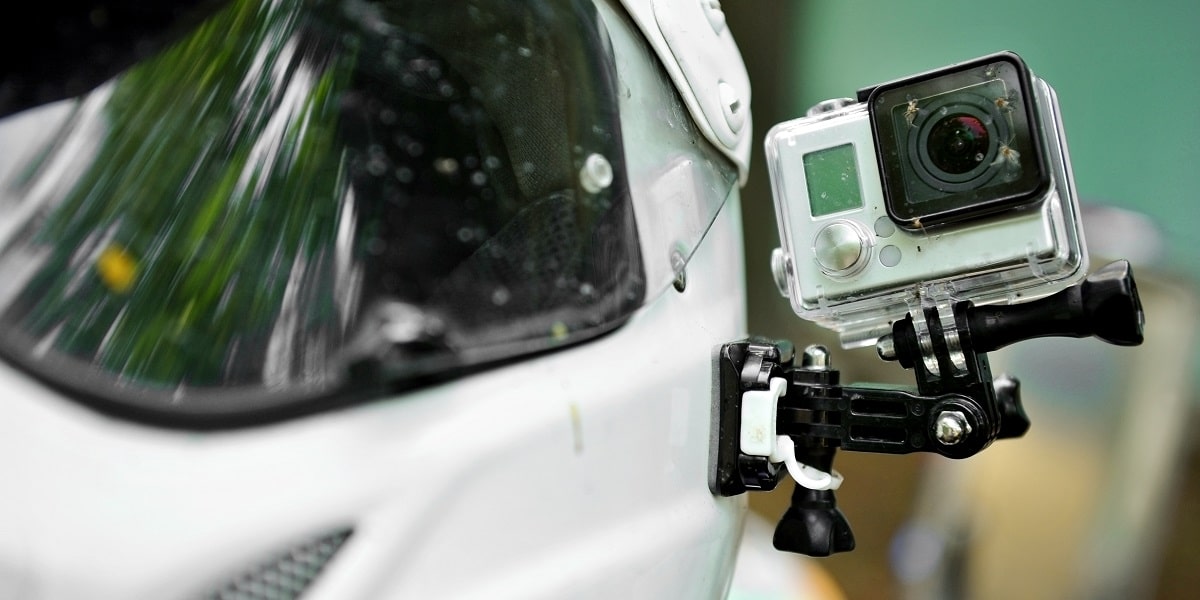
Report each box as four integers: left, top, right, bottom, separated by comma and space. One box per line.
0, 195, 749, 600
617, 0, 753, 183
603, 0, 742, 303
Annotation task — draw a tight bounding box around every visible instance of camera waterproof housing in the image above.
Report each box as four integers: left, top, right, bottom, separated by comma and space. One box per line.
765, 52, 1087, 345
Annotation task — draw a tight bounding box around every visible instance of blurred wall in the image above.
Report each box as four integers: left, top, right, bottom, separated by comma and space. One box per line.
791, 0, 1199, 281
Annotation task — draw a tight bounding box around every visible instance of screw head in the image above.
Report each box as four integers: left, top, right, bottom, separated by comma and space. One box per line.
670, 250, 687, 293
800, 345, 830, 370
934, 410, 972, 446
579, 153, 613, 194
717, 80, 745, 134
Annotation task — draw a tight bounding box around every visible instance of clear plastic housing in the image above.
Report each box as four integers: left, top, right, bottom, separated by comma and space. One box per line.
765, 76, 1087, 347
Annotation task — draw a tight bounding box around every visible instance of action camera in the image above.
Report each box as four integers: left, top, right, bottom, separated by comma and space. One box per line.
765, 52, 1087, 345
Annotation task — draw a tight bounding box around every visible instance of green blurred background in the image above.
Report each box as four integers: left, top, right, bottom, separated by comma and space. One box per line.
723, 1, 1200, 598
741, 0, 1199, 280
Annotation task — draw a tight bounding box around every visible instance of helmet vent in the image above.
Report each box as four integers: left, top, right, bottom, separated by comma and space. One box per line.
201, 528, 353, 600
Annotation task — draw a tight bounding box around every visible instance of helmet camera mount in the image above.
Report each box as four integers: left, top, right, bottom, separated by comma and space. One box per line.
711, 260, 1145, 556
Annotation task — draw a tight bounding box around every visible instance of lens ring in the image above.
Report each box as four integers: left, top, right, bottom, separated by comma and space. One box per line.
906, 93, 1008, 192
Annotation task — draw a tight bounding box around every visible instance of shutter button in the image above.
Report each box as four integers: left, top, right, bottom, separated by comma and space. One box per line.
813, 221, 869, 277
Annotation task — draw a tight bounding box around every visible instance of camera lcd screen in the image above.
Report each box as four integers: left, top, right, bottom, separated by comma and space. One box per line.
865, 53, 1048, 229
804, 143, 863, 217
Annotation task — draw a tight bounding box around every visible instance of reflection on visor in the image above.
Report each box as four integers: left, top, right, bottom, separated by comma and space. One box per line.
0, 0, 645, 423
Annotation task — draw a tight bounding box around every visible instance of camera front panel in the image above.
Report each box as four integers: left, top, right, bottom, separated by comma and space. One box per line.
866, 52, 1049, 230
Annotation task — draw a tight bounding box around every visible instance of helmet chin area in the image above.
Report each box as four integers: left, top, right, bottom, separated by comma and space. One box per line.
0, 193, 746, 599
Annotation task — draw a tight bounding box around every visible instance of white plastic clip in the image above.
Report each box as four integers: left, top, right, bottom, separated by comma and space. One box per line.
739, 376, 845, 491
774, 434, 844, 491
740, 377, 786, 458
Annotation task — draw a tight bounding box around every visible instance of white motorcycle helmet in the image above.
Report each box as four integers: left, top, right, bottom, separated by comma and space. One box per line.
0, 0, 760, 598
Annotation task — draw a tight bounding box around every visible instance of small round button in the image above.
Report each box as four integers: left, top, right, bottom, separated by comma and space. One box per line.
879, 244, 901, 267
813, 221, 869, 276
874, 216, 896, 238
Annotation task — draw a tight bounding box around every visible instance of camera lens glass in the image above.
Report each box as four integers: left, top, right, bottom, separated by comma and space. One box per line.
926, 114, 989, 175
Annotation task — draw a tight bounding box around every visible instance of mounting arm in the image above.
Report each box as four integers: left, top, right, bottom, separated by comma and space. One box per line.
711, 261, 1144, 556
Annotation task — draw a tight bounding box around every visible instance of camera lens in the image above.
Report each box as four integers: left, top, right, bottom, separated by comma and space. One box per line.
908, 98, 1002, 191
926, 114, 989, 175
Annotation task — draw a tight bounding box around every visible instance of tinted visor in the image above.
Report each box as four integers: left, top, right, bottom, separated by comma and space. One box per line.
0, 0, 644, 424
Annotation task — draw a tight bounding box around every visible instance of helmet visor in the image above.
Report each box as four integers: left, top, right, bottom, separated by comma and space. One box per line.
0, 0, 682, 425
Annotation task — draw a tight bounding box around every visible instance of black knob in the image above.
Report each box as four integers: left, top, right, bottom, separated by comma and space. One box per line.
772, 446, 855, 556
1079, 260, 1145, 346
994, 375, 1030, 439
773, 486, 856, 557
964, 260, 1145, 352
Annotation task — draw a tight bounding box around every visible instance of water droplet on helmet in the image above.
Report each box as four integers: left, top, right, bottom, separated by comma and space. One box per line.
366, 237, 386, 255
550, 321, 569, 341
435, 157, 459, 176
491, 287, 511, 306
